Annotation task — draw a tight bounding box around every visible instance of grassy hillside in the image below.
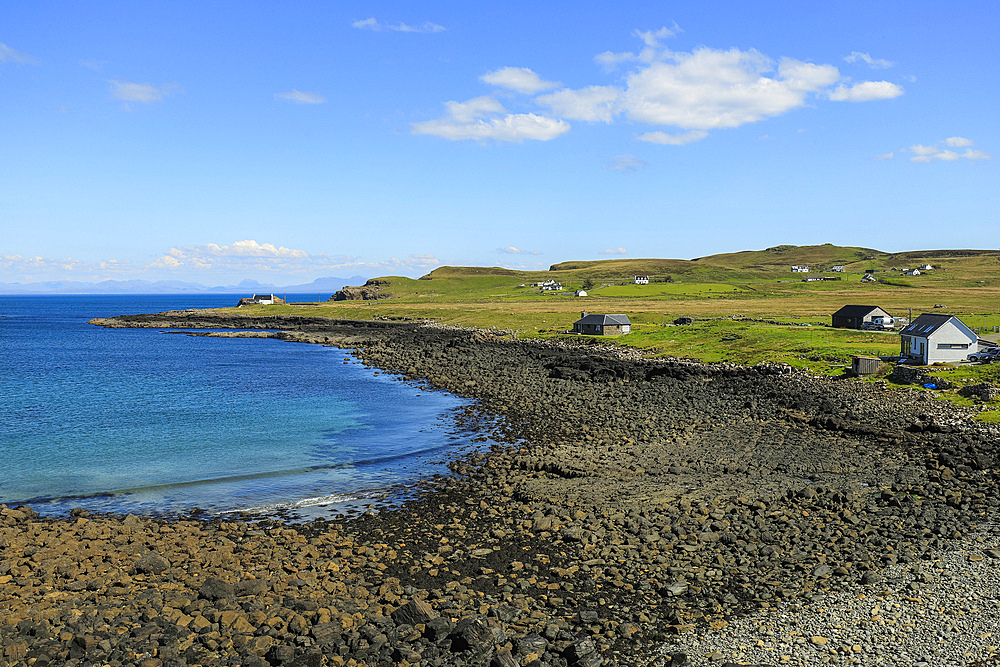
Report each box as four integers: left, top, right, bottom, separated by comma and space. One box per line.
692, 243, 885, 271
222, 244, 1000, 395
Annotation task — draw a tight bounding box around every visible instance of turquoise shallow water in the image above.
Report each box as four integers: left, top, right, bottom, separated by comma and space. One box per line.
0, 295, 484, 518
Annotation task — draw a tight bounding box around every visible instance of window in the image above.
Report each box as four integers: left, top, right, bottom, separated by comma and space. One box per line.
937, 343, 970, 349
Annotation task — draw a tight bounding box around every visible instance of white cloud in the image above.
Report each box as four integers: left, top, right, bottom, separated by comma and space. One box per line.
168, 240, 309, 260
536, 86, 619, 123
595, 25, 681, 71
875, 152, 894, 160
481, 67, 560, 94
844, 52, 895, 69
604, 155, 647, 172
898, 138, 991, 163
108, 80, 180, 104
600, 247, 628, 255
411, 96, 570, 143
380, 254, 441, 269
829, 80, 903, 102
944, 136, 975, 148
275, 90, 326, 104
0, 43, 37, 64
636, 130, 708, 145
498, 246, 542, 255
621, 50, 840, 130
419, 29, 904, 146
352, 17, 445, 33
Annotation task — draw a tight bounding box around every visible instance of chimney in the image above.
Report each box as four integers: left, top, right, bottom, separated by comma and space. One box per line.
581, 312, 588, 318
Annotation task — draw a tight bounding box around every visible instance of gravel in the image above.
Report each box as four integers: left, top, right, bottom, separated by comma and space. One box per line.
658, 524, 1000, 666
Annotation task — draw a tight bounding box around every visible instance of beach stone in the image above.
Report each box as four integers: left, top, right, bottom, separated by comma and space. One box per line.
425, 616, 454, 642
235, 579, 269, 596
135, 551, 171, 574
449, 616, 498, 656
392, 598, 438, 627
310, 623, 342, 645
491, 648, 520, 667
516, 633, 548, 656
199, 576, 235, 601
565, 636, 599, 663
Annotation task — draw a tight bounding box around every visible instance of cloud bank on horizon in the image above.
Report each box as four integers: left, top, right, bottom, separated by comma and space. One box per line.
2, 241, 442, 285
412, 28, 904, 144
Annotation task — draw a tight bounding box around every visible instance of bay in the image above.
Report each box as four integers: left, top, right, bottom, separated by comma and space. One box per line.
0, 295, 484, 519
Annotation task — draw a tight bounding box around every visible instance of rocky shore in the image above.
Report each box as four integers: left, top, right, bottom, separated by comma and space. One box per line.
2, 314, 998, 667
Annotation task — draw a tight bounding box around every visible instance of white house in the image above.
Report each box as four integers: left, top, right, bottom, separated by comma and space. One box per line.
831, 265, 845, 272
634, 276, 649, 285
904, 269, 921, 276
899, 314, 978, 365
919, 264, 934, 271
791, 265, 810, 273
237, 294, 276, 306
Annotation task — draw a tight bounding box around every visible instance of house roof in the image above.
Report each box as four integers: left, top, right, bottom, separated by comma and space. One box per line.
900, 313, 976, 339
575, 313, 631, 326
832, 305, 885, 318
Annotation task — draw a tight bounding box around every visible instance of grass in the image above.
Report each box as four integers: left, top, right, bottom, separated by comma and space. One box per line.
215, 244, 1000, 417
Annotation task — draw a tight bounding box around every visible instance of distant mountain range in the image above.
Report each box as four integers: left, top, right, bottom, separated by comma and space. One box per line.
0, 276, 367, 295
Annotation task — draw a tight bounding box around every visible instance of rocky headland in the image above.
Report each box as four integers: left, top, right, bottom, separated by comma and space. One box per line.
2, 313, 998, 667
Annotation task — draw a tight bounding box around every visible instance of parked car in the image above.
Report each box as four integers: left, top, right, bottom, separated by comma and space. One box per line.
967, 347, 1000, 362
861, 317, 895, 331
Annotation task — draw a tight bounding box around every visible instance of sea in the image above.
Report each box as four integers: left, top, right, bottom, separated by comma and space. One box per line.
0, 294, 491, 520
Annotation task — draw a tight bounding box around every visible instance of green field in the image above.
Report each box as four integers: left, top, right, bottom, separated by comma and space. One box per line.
220, 244, 1000, 418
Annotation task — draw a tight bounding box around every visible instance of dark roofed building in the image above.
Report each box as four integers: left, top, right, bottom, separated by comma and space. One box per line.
831, 305, 891, 329
572, 312, 632, 336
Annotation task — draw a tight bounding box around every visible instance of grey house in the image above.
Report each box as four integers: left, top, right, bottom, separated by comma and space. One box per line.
899, 314, 978, 365
831, 305, 891, 329
572, 312, 632, 336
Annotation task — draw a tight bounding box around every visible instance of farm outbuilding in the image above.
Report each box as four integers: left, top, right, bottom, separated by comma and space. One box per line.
831, 305, 891, 329
899, 314, 979, 365
572, 312, 631, 336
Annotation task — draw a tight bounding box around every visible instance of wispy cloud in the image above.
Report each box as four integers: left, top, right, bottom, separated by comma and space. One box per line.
411, 96, 570, 143
885, 137, 992, 163
275, 90, 326, 104
594, 25, 682, 71
636, 130, 708, 146
79, 58, 108, 72
600, 247, 628, 255
844, 52, 895, 69
829, 80, 903, 102
352, 17, 445, 33
1, 242, 445, 283
603, 155, 647, 172
498, 246, 542, 255
481, 67, 560, 94
108, 80, 181, 104
0, 42, 38, 65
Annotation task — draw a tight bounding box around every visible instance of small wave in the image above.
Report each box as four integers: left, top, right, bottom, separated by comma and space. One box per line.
6, 445, 457, 508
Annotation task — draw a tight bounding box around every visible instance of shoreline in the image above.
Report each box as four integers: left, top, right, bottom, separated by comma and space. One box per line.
2, 313, 998, 666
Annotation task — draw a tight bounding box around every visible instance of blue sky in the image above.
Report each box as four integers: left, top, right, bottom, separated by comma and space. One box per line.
1, 1, 996, 286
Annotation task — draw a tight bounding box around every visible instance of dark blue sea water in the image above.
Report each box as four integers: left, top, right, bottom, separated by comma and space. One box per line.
0, 295, 485, 519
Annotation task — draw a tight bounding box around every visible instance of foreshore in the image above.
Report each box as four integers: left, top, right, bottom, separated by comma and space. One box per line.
2, 313, 999, 667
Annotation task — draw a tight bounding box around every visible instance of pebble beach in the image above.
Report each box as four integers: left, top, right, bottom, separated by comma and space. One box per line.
2, 314, 998, 667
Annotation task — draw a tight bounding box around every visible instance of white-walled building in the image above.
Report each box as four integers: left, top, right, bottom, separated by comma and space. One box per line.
899, 314, 978, 365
